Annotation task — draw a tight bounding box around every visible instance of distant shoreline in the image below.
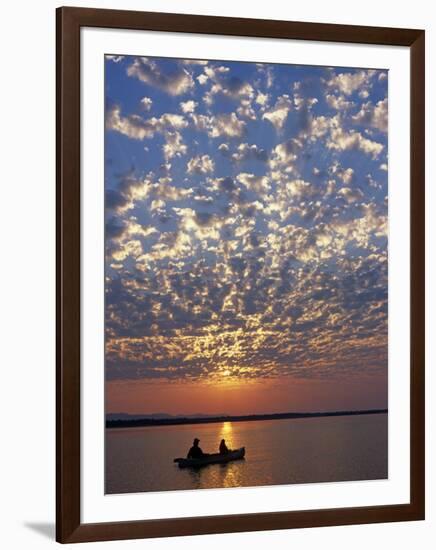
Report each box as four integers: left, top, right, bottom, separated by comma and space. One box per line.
106, 408, 388, 429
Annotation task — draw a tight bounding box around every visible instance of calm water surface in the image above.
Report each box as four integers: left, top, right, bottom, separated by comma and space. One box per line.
106, 413, 387, 494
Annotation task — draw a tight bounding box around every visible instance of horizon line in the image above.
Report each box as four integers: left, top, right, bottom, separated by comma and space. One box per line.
106, 407, 388, 417
106, 408, 388, 428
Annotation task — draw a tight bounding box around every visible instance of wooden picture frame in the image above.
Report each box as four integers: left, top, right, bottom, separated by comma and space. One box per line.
56, 6, 425, 543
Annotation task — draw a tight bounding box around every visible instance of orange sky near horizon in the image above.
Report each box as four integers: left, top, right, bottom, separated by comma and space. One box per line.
106, 371, 387, 416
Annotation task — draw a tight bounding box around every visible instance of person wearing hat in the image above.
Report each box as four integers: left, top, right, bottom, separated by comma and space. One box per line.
187, 437, 206, 459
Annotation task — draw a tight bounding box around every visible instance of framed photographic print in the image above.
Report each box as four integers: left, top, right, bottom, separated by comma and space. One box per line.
56, 7, 425, 543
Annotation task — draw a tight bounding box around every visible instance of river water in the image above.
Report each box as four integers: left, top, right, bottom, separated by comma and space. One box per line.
106, 413, 387, 494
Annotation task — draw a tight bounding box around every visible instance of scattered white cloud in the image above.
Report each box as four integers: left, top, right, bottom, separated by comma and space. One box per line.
150, 199, 166, 211
293, 94, 318, 111
236, 172, 270, 194
106, 106, 188, 140
329, 163, 355, 184
196, 73, 209, 85
180, 100, 198, 113
268, 139, 299, 171
326, 94, 354, 110
255, 92, 269, 107
182, 59, 208, 65
127, 57, 194, 95
257, 64, 274, 89
339, 167, 354, 184
140, 97, 153, 111
186, 154, 215, 174
326, 70, 375, 96
307, 115, 333, 139
212, 113, 246, 138
218, 143, 230, 155
231, 143, 268, 163
327, 125, 384, 158
197, 65, 255, 108
163, 132, 187, 161
285, 179, 315, 199
237, 99, 257, 120
352, 98, 388, 132
106, 106, 190, 163
262, 95, 293, 130
106, 55, 124, 63
338, 187, 364, 203
191, 112, 246, 138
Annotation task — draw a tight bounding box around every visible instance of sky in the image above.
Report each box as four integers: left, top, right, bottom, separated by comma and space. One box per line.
104, 54, 388, 415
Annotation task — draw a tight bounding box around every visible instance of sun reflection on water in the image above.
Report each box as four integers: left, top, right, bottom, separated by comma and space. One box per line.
217, 463, 242, 488
219, 421, 233, 438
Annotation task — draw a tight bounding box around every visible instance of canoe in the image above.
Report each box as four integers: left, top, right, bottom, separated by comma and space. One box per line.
174, 447, 245, 468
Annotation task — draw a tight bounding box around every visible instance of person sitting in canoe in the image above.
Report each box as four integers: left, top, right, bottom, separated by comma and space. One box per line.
187, 438, 207, 459
219, 439, 230, 454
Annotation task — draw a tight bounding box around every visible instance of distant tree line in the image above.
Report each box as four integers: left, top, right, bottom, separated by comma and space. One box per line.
106, 409, 388, 429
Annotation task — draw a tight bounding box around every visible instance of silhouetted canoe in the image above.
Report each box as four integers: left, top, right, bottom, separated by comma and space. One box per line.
174, 447, 245, 468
